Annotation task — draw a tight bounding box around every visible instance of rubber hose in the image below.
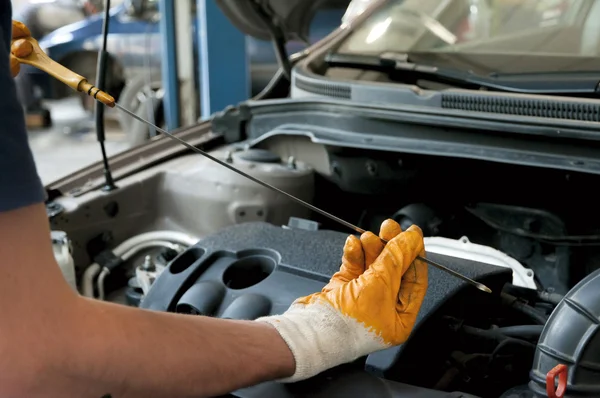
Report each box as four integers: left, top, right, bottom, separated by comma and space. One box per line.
82, 231, 198, 297
496, 325, 544, 339
501, 292, 548, 325
96, 240, 180, 300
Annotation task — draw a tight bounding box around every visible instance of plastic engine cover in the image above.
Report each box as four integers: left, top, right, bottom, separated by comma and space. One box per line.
141, 222, 512, 398
529, 268, 600, 397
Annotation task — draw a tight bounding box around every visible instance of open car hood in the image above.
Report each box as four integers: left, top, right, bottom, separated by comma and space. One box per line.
215, 0, 351, 42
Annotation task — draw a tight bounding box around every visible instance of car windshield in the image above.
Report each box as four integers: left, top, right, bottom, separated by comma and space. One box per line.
336, 0, 600, 74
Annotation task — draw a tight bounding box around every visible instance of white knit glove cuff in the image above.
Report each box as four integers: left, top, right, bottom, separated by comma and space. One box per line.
255, 300, 388, 382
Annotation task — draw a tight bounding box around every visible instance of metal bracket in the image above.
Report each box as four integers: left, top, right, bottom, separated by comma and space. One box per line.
46, 201, 64, 218
211, 104, 253, 143
285, 217, 320, 231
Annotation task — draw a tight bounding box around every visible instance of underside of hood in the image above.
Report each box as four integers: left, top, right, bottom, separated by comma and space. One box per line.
215, 0, 350, 42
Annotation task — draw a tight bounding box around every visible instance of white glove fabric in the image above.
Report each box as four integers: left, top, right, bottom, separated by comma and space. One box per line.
256, 297, 388, 382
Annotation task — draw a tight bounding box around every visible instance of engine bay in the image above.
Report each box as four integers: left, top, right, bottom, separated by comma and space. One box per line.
47, 136, 600, 398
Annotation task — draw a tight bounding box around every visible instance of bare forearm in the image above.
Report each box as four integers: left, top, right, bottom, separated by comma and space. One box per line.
0, 204, 293, 397
44, 298, 295, 397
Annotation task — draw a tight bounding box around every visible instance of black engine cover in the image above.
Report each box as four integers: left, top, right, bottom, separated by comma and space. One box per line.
141, 222, 511, 397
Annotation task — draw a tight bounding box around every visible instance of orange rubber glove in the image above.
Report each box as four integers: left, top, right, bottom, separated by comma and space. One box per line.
10, 21, 33, 77
256, 219, 428, 382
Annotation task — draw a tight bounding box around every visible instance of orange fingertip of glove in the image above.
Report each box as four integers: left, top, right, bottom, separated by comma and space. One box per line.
360, 231, 384, 266
12, 21, 31, 39
11, 38, 33, 59
380, 219, 403, 240
343, 235, 364, 265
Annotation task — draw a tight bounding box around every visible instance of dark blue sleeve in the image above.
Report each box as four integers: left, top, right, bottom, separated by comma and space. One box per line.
0, 0, 46, 212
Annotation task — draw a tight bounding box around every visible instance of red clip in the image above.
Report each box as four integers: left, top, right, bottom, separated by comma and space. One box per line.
546, 364, 567, 398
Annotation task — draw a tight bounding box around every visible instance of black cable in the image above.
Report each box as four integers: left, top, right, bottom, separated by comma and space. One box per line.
248, 1, 291, 80
143, 15, 157, 138
503, 283, 564, 306
95, 0, 117, 191
461, 324, 543, 341
537, 290, 564, 305
465, 206, 600, 246
270, 32, 291, 80
512, 302, 548, 325
501, 293, 548, 325
496, 325, 544, 339
489, 337, 536, 364
252, 51, 307, 100
252, 68, 285, 100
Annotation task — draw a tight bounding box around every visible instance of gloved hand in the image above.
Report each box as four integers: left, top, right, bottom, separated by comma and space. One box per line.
256, 219, 428, 382
8, 20, 115, 106
10, 21, 34, 77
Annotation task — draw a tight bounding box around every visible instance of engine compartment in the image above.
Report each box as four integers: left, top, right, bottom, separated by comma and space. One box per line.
142, 222, 511, 397
47, 136, 600, 397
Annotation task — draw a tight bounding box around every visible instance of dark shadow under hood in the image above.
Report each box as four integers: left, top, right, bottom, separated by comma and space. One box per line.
215, 0, 351, 42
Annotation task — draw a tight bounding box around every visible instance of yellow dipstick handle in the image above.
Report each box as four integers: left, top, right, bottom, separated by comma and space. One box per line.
10, 23, 115, 108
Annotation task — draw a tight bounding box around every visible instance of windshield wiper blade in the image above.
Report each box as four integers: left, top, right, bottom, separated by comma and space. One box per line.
325, 53, 600, 96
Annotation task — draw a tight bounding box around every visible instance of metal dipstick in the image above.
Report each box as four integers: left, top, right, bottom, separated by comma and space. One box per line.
115, 104, 492, 293
10, 28, 492, 294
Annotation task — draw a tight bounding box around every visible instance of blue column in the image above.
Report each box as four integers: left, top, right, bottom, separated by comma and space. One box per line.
197, 0, 249, 120
158, 0, 180, 130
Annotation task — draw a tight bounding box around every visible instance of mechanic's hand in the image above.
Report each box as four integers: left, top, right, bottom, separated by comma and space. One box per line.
321, 218, 403, 293
8, 20, 115, 106
256, 219, 428, 382
10, 21, 34, 77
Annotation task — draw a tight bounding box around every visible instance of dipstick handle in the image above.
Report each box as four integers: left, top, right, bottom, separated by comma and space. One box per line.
10, 26, 115, 107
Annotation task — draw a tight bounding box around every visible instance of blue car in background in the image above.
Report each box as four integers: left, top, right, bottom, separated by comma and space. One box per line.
21, 0, 347, 121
